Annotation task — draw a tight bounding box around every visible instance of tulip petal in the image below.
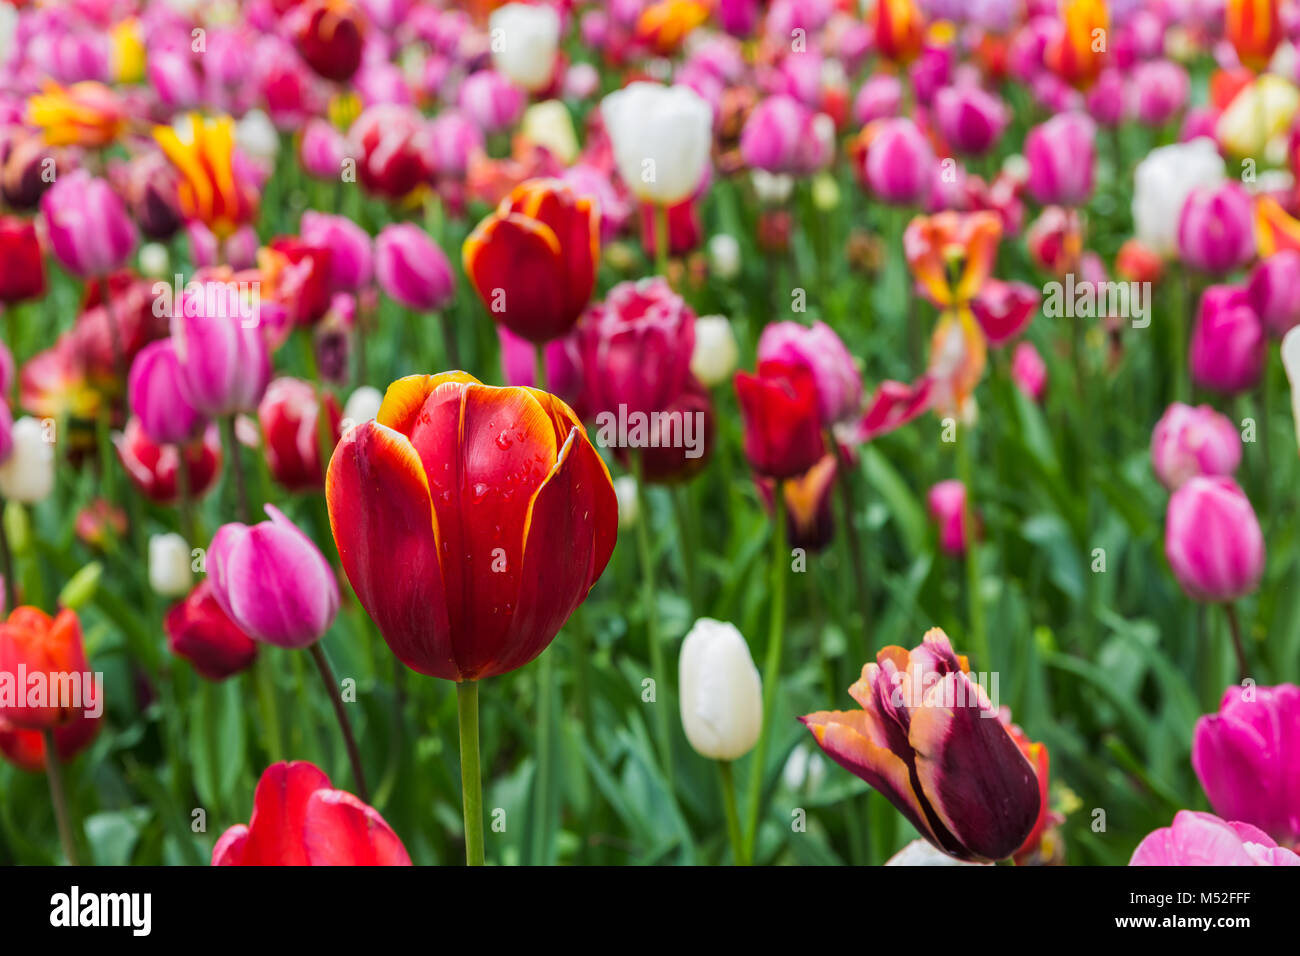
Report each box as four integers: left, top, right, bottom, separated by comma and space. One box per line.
463, 213, 574, 342
326, 421, 455, 679
241, 761, 331, 866
376, 371, 478, 436
211, 824, 249, 866
302, 790, 413, 866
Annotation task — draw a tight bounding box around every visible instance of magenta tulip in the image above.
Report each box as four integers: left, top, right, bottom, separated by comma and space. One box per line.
1164, 476, 1264, 603
301, 211, 373, 294
40, 170, 137, 278
970, 279, 1040, 346
1024, 112, 1095, 207
128, 340, 205, 446
740, 95, 831, 175
208, 505, 340, 649
756, 320, 862, 427
934, 85, 1009, 156
1132, 59, 1190, 127
1150, 402, 1242, 492
170, 282, 272, 418
1192, 684, 1300, 847
374, 223, 455, 312
853, 74, 902, 124
1011, 341, 1047, 402
1177, 183, 1254, 276
426, 110, 484, 179
458, 69, 525, 134
300, 118, 349, 180
862, 117, 934, 206
1189, 285, 1265, 394
1130, 811, 1300, 866
1248, 250, 1300, 337
927, 480, 970, 556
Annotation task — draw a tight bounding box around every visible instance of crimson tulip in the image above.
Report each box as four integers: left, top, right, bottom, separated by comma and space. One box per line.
258, 377, 343, 492
165, 580, 258, 682
0, 217, 46, 305
0, 607, 91, 731
734, 359, 826, 480
115, 417, 222, 505
292, 0, 366, 83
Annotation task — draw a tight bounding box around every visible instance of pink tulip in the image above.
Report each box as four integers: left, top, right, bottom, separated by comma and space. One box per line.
1130, 811, 1300, 866
756, 320, 862, 427
1193, 684, 1300, 847
426, 110, 484, 179
1011, 341, 1047, 402
1024, 112, 1095, 207
853, 74, 902, 124
1248, 250, 1300, 337
740, 95, 832, 175
1178, 183, 1254, 276
1189, 286, 1266, 394
301, 211, 373, 293
1132, 59, 1190, 127
863, 117, 935, 206
1150, 402, 1242, 491
208, 505, 340, 649
170, 282, 272, 418
1085, 68, 1126, 127
128, 340, 205, 446
373, 224, 454, 312
458, 69, 525, 134
40, 170, 137, 278
934, 85, 1010, 156
928, 479, 971, 557
970, 279, 1040, 346
1164, 476, 1264, 603
300, 118, 349, 180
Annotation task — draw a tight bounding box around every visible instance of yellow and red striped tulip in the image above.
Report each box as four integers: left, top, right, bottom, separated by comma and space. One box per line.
25, 82, 127, 148
154, 114, 259, 238
1226, 0, 1282, 72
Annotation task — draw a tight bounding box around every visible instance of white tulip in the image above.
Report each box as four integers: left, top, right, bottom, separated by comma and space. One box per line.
707, 234, 741, 281
886, 839, 989, 866
1132, 138, 1225, 257
0, 417, 54, 503
342, 386, 384, 433
1281, 327, 1300, 449
0, 3, 17, 67
490, 3, 560, 93
148, 533, 194, 598
678, 618, 762, 761
614, 475, 639, 529
139, 242, 170, 279
602, 82, 712, 206
751, 169, 794, 204
235, 109, 279, 163
522, 100, 579, 164
690, 315, 739, 388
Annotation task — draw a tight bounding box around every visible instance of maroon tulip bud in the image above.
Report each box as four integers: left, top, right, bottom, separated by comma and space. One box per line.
165, 580, 259, 681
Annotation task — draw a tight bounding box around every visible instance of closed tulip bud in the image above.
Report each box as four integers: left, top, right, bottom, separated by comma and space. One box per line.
1115, 238, 1164, 284
1024, 112, 1095, 207
706, 234, 741, 280
757, 320, 862, 427
1165, 476, 1264, 603
300, 118, 349, 180
1226, 0, 1283, 72
691, 315, 740, 388
1150, 402, 1242, 491
490, 3, 560, 93
678, 618, 762, 761
1011, 341, 1047, 402
0, 607, 90, 730
1177, 182, 1254, 275
464, 179, 598, 343
1133, 141, 1225, 257
602, 82, 713, 207
1215, 75, 1299, 159
871, 0, 925, 64
128, 340, 204, 446
213, 761, 411, 865
1249, 251, 1300, 337
208, 505, 339, 649
614, 475, 639, 529
970, 279, 1040, 347
0, 417, 54, 504
1133, 59, 1190, 127
170, 283, 272, 417
803, 628, 1043, 862
581, 278, 696, 419
0, 216, 46, 305
260, 236, 334, 327
735, 359, 826, 479
1085, 68, 1125, 127
258, 377, 343, 492
148, 532, 194, 598
301, 211, 373, 294
934, 85, 1010, 156
1131, 810, 1299, 866
116, 418, 222, 505
861, 117, 934, 206
374, 223, 454, 314
342, 385, 383, 430
740, 95, 832, 175
294, 0, 366, 83
853, 73, 902, 124
927, 479, 974, 556
1191, 683, 1300, 847
326, 373, 617, 680
40, 170, 137, 278
165, 580, 258, 682
458, 70, 525, 134
347, 105, 429, 201
1190, 286, 1266, 395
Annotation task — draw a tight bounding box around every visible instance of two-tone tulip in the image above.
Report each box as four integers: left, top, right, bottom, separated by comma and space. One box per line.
1225, 0, 1282, 71
1150, 403, 1242, 492
128, 339, 204, 446
257, 377, 343, 492
871, 0, 925, 65
40, 170, 138, 278
325, 372, 617, 681
464, 179, 599, 344
801, 628, 1043, 862
292, 0, 366, 83
1044, 0, 1109, 90
115, 418, 222, 505
756, 320, 862, 428
154, 114, 260, 238
170, 282, 272, 418
25, 81, 126, 148
347, 105, 431, 202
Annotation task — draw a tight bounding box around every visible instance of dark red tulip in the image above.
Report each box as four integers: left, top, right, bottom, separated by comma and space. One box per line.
294, 0, 366, 83
759, 454, 838, 552
348, 105, 429, 202
617, 375, 715, 484
165, 580, 259, 681
734, 359, 826, 479
0, 217, 46, 305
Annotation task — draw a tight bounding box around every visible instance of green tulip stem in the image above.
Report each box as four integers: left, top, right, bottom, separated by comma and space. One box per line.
456, 680, 485, 867
718, 760, 745, 866
308, 642, 369, 803
0, 495, 16, 612
220, 415, 251, 524
42, 730, 79, 865
957, 426, 988, 669
654, 203, 670, 277
634, 454, 674, 792
745, 481, 787, 864
1223, 603, 1249, 684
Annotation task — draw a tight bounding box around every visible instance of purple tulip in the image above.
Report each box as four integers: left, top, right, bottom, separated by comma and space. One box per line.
740, 95, 831, 175
863, 117, 934, 206
1024, 112, 1095, 207
853, 74, 902, 125
1249, 251, 1300, 337
1192, 684, 1300, 847
1164, 476, 1264, 603
1150, 402, 1242, 492
457, 69, 525, 134
1189, 285, 1266, 394
301, 211, 373, 293
128, 340, 205, 446
934, 85, 1009, 156
1178, 182, 1254, 275
1130, 811, 1300, 866
374, 223, 454, 312
208, 505, 340, 649
40, 170, 137, 278
170, 281, 272, 418
1133, 59, 1190, 128
756, 320, 862, 426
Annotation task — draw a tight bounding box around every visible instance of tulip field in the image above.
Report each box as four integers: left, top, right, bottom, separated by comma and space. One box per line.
2, 0, 1300, 884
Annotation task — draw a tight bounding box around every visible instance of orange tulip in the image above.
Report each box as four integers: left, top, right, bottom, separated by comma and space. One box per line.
904, 210, 1003, 309
1226, 0, 1282, 71
154, 114, 259, 238
1255, 195, 1300, 258
0, 608, 92, 731
1045, 0, 1109, 90
871, 0, 926, 65
636, 0, 710, 56
25, 82, 127, 148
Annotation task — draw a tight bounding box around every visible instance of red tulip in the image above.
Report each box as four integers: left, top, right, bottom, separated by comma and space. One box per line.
734, 359, 826, 479
259, 236, 334, 327
326, 372, 617, 681
348, 105, 430, 202
213, 761, 410, 865
0, 711, 100, 773
0, 217, 46, 305
258, 377, 343, 492
115, 417, 223, 505
970, 279, 1040, 347
165, 580, 258, 682
0, 607, 92, 731
463, 178, 599, 344
293, 0, 366, 83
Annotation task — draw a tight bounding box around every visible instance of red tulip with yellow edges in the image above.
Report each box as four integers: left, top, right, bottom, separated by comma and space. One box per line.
1226, 0, 1282, 72
871, 0, 926, 65
325, 372, 617, 681
1044, 0, 1109, 90
154, 114, 259, 239
463, 178, 599, 345
801, 628, 1042, 863
25, 81, 126, 148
